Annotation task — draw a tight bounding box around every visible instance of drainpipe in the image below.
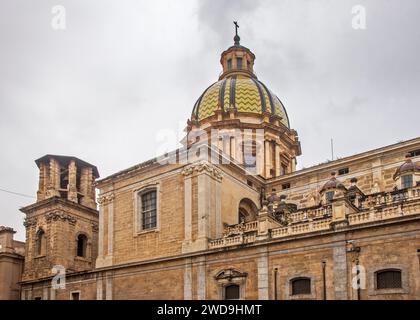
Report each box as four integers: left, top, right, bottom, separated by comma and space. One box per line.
273, 268, 278, 300
260, 187, 266, 208
322, 261, 327, 300
356, 259, 361, 301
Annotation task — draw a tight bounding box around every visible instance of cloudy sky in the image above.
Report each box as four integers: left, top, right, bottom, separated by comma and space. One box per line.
1, 0, 419, 240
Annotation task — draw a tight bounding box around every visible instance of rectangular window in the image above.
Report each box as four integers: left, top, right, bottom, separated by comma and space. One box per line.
326, 191, 335, 202
281, 165, 288, 176
236, 57, 243, 69
224, 284, 240, 300
409, 149, 420, 157
141, 190, 157, 230
291, 278, 311, 295
227, 59, 232, 70
401, 175, 413, 189
338, 167, 349, 175
71, 292, 80, 300
282, 183, 291, 190
376, 270, 402, 289
243, 141, 257, 168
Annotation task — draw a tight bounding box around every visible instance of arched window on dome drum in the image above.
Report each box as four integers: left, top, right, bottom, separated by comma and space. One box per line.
291, 277, 311, 295
36, 229, 46, 256
76, 234, 88, 257
224, 284, 240, 300
236, 57, 242, 69
227, 59, 232, 71
376, 269, 402, 290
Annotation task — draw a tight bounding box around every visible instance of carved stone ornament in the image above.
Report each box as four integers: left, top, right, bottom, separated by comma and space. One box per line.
91, 222, 99, 232
181, 161, 223, 181
0, 226, 15, 232
97, 193, 115, 205
23, 217, 38, 228
267, 196, 297, 227
45, 211, 77, 225
215, 268, 248, 281
274, 210, 292, 227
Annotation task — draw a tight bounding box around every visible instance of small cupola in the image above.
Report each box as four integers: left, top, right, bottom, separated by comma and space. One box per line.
320, 172, 347, 203
393, 153, 420, 189
219, 21, 256, 80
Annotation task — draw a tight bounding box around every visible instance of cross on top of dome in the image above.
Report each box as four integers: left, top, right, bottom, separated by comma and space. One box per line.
233, 21, 240, 45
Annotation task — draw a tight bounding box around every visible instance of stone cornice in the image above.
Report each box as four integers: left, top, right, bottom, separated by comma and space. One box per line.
0, 226, 15, 233
20, 196, 98, 217
268, 137, 420, 184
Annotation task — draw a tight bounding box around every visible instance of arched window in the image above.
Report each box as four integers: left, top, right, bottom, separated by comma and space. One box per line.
227, 59, 232, 70
376, 269, 402, 289
238, 198, 258, 223
224, 284, 240, 300
239, 208, 248, 223
291, 277, 311, 295
76, 234, 88, 257
236, 57, 243, 69
36, 229, 46, 256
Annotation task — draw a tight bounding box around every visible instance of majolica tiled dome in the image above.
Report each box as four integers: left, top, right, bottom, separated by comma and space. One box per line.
192, 75, 290, 127
191, 33, 290, 128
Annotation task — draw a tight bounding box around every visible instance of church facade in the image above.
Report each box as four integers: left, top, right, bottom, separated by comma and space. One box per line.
3, 32, 420, 300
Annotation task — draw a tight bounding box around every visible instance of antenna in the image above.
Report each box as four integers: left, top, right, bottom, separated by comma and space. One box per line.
331, 138, 334, 160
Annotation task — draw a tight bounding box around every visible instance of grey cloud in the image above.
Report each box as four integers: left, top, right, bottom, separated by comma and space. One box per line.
1, 0, 419, 240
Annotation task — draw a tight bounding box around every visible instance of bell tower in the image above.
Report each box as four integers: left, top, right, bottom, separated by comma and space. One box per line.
20, 155, 100, 281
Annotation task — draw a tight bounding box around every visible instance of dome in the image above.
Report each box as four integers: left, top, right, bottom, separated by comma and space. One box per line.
320, 172, 347, 193
393, 154, 420, 179
191, 75, 290, 127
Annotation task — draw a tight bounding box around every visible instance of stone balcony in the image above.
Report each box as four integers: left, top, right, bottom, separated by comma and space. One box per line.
209, 186, 420, 250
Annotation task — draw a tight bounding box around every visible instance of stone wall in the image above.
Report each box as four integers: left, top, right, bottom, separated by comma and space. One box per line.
20, 217, 420, 300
